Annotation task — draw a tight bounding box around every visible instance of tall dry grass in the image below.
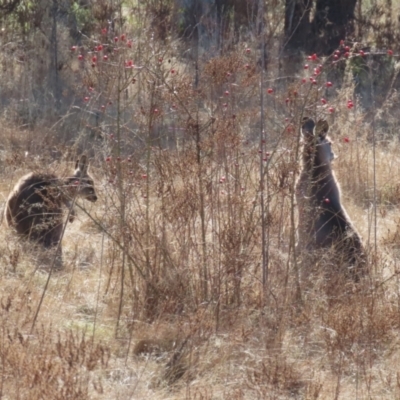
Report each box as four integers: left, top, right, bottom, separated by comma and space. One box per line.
1, 1, 400, 399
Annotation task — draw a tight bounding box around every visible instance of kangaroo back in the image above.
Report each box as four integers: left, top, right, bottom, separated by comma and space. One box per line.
5, 155, 97, 252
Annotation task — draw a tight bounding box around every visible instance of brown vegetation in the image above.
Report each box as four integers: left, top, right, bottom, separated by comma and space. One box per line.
1, 1, 400, 399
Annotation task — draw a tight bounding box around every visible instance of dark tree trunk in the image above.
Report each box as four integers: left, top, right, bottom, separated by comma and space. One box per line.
311, 0, 357, 55
283, 0, 313, 54
284, 0, 358, 57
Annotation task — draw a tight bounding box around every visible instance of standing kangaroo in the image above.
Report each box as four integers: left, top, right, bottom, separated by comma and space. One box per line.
5, 155, 97, 263
296, 117, 366, 279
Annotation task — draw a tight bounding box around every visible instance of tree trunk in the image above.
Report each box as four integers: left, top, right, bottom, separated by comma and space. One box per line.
311, 0, 357, 55
283, 0, 313, 54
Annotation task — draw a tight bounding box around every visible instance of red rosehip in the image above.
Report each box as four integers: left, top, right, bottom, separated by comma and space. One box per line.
114, 36, 119, 42
321, 98, 327, 104
359, 50, 365, 57
103, 55, 108, 61
304, 64, 309, 69
78, 54, 83, 60
343, 137, 350, 143
328, 106, 335, 113
84, 96, 90, 102
170, 69, 176, 74
101, 28, 107, 35
267, 88, 274, 94
120, 34, 126, 41
71, 46, 77, 52
245, 48, 251, 53
326, 81, 333, 87
224, 90, 229, 96
324, 198, 330, 204
388, 49, 393, 56
127, 40, 132, 48
92, 55, 97, 63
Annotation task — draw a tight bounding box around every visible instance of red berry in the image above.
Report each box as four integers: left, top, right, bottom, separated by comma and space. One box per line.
142, 174, 147, 179
324, 198, 330, 204
127, 40, 132, 48
245, 64, 250, 69
388, 49, 393, 56
103, 55, 108, 61
245, 48, 251, 54
267, 88, 274, 94
71, 46, 77, 52
98, 44, 103, 51
359, 50, 365, 57
106, 156, 111, 162
311, 53, 317, 61
326, 81, 333, 88
333, 55, 339, 60
328, 106, 335, 113
321, 98, 327, 104
340, 40, 344, 46
101, 105, 105, 112
120, 34, 126, 41
84, 96, 89, 102
343, 137, 350, 143
78, 54, 83, 61
345, 46, 350, 52
158, 57, 163, 63
170, 69, 176, 74
101, 28, 107, 35
114, 36, 119, 42
92, 55, 97, 63
224, 90, 229, 96
301, 78, 307, 83
154, 108, 159, 114
293, 90, 298, 96
285, 97, 290, 105
304, 64, 309, 69
344, 52, 350, 58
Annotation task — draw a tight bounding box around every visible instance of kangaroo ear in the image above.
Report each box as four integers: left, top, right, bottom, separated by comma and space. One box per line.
315, 119, 329, 138
75, 155, 89, 173
301, 117, 315, 140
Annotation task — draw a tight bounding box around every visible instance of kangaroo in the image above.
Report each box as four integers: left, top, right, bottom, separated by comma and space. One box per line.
5, 155, 97, 263
296, 117, 366, 279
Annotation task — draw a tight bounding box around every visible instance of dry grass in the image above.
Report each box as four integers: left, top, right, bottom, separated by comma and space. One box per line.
2, 2, 400, 399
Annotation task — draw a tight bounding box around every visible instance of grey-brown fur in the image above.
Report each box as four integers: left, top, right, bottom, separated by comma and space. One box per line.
5, 155, 97, 258
296, 117, 366, 278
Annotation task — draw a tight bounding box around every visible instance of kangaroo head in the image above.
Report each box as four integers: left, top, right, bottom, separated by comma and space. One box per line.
301, 117, 334, 167
69, 155, 97, 202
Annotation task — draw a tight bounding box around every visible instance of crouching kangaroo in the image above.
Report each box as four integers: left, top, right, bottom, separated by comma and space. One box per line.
296, 117, 366, 280
5, 155, 97, 265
